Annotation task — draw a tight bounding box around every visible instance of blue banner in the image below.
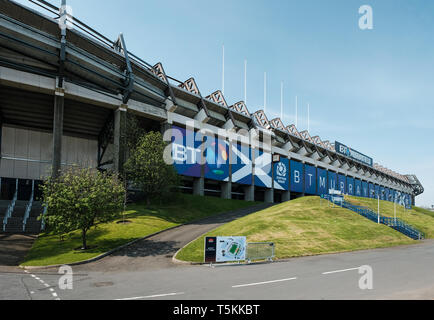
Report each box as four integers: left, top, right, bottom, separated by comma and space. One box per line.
290, 160, 304, 193
204, 137, 229, 182
385, 188, 390, 202
346, 177, 355, 196
335, 141, 373, 167
254, 150, 272, 188
231, 143, 253, 185
369, 183, 375, 198
328, 171, 337, 193
172, 125, 202, 178
380, 187, 385, 200
375, 185, 380, 198
338, 174, 346, 194
304, 164, 317, 195
273, 157, 289, 191
317, 168, 328, 196
362, 181, 369, 198
355, 179, 362, 197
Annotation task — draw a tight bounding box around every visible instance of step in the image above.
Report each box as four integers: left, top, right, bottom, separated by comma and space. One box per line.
14, 201, 28, 207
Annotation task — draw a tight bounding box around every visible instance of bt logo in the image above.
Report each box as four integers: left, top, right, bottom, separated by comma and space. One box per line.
172, 144, 201, 164
339, 144, 351, 157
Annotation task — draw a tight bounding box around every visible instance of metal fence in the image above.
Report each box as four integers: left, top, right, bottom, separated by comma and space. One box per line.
246, 242, 275, 263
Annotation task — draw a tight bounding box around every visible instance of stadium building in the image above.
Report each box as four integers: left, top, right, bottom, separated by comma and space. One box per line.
0, 0, 424, 233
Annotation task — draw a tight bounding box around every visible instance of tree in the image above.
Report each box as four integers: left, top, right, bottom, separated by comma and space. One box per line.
124, 131, 179, 206
41, 167, 125, 250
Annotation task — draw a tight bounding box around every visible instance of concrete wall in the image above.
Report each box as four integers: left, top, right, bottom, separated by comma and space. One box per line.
0, 126, 98, 180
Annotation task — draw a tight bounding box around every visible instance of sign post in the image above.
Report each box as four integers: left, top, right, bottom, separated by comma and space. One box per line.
204, 236, 247, 264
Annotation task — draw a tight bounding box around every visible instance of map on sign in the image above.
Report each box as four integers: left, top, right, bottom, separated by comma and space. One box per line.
216, 237, 247, 262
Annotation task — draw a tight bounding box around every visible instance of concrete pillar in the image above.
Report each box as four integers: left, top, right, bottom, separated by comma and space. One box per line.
160, 121, 171, 136
244, 185, 255, 202
193, 177, 204, 196
282, 191, 291, 202
264, 188, 274, 203
114, 105, 127, 174
221, 181, 232, 200
52, 86, 65, 178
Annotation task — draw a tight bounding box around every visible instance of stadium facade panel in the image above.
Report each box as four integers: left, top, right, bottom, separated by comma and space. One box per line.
0, 0, 423, 206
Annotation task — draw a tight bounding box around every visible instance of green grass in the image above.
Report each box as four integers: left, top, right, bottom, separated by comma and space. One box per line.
20, 194, 257, 267
176, 196, 416, 263
345, 196, 434, 238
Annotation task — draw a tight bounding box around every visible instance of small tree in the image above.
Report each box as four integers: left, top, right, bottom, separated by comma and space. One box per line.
42, 167, 125, 250
124, 131, 179, 206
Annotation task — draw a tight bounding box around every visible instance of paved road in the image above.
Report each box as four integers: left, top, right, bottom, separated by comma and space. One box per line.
3, 240, 434, 300
2, 204, 434, 300
0, 203, 272, 299
0, 234, 37, 272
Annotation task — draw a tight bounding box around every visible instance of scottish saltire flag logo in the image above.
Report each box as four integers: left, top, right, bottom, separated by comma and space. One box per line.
231, 143, 253, 185
254, 150, 272, 188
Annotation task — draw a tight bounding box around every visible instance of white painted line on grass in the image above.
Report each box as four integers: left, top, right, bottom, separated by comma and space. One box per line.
322, 267, 360, 275
116, 292, 185, 301
232, 277, 297, 288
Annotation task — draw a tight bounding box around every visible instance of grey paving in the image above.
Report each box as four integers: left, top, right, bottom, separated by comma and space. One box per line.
52, 239, 434, 300
1, 204, 434, 300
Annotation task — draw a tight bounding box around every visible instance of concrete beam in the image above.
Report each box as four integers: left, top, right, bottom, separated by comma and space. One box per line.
194, 108, 210, 124
193, 177, 205, 196
281, 191, 291, 202
264, 188, 274, 203
52, 85, 65, 178
114, 105, 127, 174
244, 185, 255, 202
221, 181, 232, 200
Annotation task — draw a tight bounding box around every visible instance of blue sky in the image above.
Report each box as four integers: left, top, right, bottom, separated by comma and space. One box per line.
17, 0, 434, 207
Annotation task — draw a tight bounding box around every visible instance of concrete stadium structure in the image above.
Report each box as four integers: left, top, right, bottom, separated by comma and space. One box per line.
0, 1, 424, 233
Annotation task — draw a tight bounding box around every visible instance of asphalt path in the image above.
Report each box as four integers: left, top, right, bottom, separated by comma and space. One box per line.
1, 202, 434, 300
7, 239, 434, 300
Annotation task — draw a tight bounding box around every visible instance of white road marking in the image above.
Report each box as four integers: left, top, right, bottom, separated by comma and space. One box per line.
116, 292, 185, 301
28, 273, 61, 300
322, 267, 360, 275
232, 277, 297, 288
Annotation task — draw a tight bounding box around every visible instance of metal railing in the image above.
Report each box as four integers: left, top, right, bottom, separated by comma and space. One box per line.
246, 242, 275, 263
2, 180, 18, 232
22, 181, 35, 232
322, 194, 425, 240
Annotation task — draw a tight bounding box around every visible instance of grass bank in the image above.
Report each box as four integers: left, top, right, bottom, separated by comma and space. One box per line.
176, 196, 416, 263
345, 196, 434, 238
21, 194, 257, 267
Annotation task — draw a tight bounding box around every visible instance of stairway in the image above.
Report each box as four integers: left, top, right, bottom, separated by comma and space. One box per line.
323, 195, 425, 240
24, 202, 43, 234
2, 201, 43, 234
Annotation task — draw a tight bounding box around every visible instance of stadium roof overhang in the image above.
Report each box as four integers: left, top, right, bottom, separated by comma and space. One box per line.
0, 0, 423, 195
